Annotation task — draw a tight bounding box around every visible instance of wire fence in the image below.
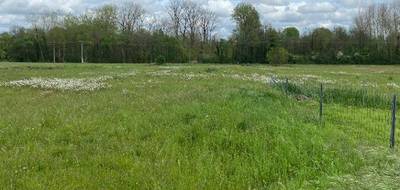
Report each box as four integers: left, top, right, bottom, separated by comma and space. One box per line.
19, 42, 189, 63
271, 78, 399, 149
9, 41, 400, 64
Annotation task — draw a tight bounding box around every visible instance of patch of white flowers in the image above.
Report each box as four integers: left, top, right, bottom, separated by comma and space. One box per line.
148, 70, 340, 86
361, 82, 378, 88
1, 77, 111, 91
222, 73, 282, 84
1, 71, 137, 91
149, 70, 214, 80
329, 71, 360, 76
387, 82, 400, 88
317, 79, 336, 84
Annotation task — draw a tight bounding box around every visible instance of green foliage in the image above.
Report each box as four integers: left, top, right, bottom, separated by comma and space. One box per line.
232, 3, 263, 63
267, 47, 289, 65
1, 2, 400, 65
311, 27, 333, 52
265, 26, 281, 49
282, 27, 300, 40
198, 53, 218, 63
232, 3, 262, 43
215, 39, 233, 63
0, 49, 5, 60
155, 55, 166, 65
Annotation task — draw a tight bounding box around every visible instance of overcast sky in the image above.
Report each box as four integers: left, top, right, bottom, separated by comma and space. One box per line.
0, 0, 386, 37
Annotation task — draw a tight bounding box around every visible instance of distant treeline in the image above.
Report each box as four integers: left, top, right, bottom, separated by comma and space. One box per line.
0, 1, 400, 64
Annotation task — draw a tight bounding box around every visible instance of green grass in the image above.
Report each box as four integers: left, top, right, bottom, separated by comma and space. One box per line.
0, 63, 400, 189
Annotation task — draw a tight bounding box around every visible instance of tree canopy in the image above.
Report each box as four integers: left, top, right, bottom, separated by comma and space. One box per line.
0, 1, 399, 64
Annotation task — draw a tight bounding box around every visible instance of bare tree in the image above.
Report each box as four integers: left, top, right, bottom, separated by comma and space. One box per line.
199, 9, 216, 42
118, 1, 145, 33
28, 11, 63, 32
182, 0, 201, 46
167, 0, 183, 37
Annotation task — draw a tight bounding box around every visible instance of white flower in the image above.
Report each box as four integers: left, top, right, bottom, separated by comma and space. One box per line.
387, 83, 399, 88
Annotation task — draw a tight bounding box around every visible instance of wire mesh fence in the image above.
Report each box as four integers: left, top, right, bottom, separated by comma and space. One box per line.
271, 78, 399, 149
27, 42, 189, 63
9, 40, 400, 64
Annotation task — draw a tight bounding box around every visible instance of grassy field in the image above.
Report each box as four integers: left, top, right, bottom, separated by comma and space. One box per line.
1, 63, 400, 189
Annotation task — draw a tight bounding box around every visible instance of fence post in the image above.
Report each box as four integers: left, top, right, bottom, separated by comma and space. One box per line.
81, 42, 84, 63
53, 42, 56, 63
285, 78, 289, 95
390, 95, 397, 149
319, 83, 323, 125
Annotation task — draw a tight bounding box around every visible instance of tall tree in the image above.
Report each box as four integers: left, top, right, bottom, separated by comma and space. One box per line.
232, 3, 262, 63
282, 27, 299, 54
199, 9, 216, 43
118, 2, 145, 33
167, 0, 184, 37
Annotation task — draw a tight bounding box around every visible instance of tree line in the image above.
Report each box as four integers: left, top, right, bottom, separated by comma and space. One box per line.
0, 0, 399, 64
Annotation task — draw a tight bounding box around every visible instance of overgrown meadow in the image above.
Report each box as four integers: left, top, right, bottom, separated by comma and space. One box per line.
1, 63, 400, 189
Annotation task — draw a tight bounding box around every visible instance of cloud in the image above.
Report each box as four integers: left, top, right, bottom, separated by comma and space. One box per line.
203, 0, 235, 17
298, 2, 337, 13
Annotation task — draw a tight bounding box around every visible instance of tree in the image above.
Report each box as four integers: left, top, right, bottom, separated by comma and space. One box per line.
267, 47, 289, 65
282, 27, 299, 54
265, 25, 281, 49
332, 26, 349, 52
232, 3, 262, 63
282, 27, 300, 40
118, 2, 145, 33
182, 0, 201, 47
311, 27, 333, 52
0, 33, 12, 60
199, 9, 216, 43
168, 0, 184, 37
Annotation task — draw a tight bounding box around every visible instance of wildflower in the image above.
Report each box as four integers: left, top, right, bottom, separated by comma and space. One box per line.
387, 83, 399, 88
1, 77, 110, 91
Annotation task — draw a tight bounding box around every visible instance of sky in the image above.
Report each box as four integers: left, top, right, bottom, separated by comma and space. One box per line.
0, 0, 388, 37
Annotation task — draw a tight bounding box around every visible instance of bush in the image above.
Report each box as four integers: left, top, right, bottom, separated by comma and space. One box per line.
288, 54, 308, 64
199, 53, 219, 63
267, 47, 289, 65
0, 49, 6, 60
155, 55, 166, 65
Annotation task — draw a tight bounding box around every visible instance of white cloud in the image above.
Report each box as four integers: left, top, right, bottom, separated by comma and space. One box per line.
298, 2, 337, 13
204, 0, 235, 17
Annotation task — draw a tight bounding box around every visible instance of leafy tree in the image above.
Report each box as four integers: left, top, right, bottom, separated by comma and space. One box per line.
215, 39, 233, 63
0, 33, 12, 60
264, 25, 281, 49
232, 3, 262, 63
267, 47, 289, 65
311, 27, 333, 52
283, 27, 300, 40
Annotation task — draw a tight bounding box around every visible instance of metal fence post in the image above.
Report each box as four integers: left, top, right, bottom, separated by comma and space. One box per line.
81, 42, 84, 63
53, 42, 56, 63
390, 95, 397, 149
319, 83, 323, 125
285, 78, 289, 95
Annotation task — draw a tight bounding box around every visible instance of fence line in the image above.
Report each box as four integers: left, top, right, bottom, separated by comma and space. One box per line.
7, 41, 400, 64
272, 78, 398, 149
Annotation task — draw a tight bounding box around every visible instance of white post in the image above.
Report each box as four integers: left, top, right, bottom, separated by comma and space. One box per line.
81, 42, 84, 63
53, 42, 56, 63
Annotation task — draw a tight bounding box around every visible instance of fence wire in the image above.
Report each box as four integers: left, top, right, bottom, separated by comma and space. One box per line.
272, 78, 398, 149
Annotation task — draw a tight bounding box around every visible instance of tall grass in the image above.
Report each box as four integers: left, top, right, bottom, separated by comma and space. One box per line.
0, 63, 399, 189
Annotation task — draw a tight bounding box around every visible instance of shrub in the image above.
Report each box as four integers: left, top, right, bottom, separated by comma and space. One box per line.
0, 49, 6, 60
267, 47, 289, 65
288, 54, 307, 64
155, 55, 166, 65
199, 53, 219, 63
